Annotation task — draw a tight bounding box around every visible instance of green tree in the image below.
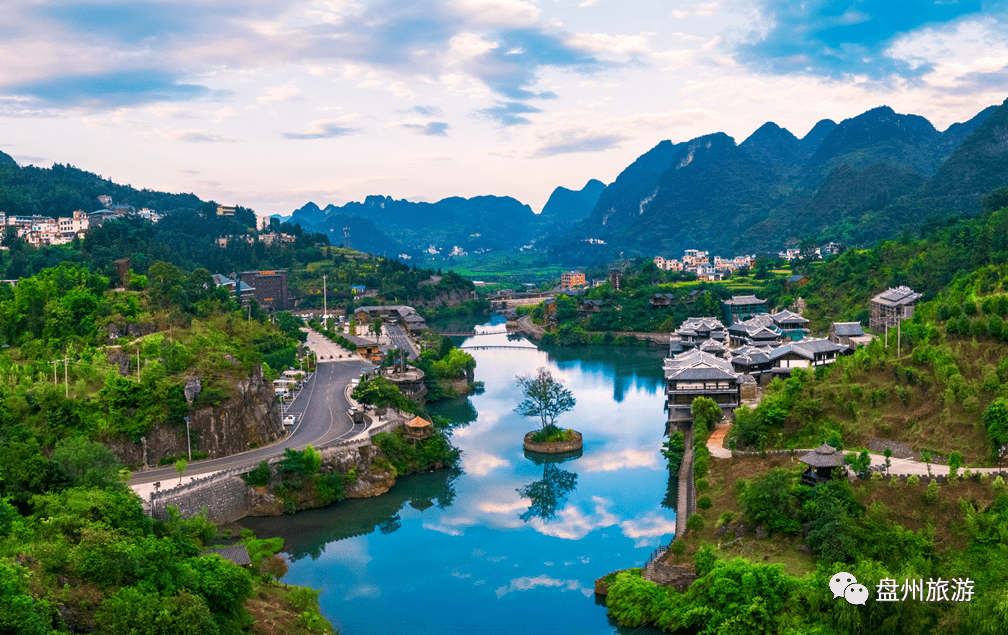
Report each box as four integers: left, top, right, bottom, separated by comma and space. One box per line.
514, 367, 576, 432
949, 450, 963, 480
188, 554, 254, 623
0, 562, 48, 635
691, 396, 722, 438
52, 436, 122, 488
175, 458, 188, 485
983, 400, 1008, 463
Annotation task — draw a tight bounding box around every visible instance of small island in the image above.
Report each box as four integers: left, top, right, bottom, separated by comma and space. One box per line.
515, 367, 583, 454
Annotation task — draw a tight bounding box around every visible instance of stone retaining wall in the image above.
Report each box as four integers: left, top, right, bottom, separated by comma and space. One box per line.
147, 411, 409, 524
151, 472, 250, 524
523, 431, 583, 454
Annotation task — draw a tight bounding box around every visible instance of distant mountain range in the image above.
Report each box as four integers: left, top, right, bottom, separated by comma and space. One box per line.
280, 180, 603, 258
551, 98, 1008, 261
282, 98, 1007, 263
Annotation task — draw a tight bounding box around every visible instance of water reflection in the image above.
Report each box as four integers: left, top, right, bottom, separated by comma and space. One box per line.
245, 319, 676, 635
240, 468, 462, 560
518, 451, 580, 523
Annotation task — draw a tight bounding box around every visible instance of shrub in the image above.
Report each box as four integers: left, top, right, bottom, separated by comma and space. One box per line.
686, 513, 705, 531
670, 540, 686, 556
993, 475, 1006, 494
889, 476, 901, 488
924, 480, 940, 504
697, 496, 712, 510
694, 456, 708, 479
948, 451, 962, 481
739, 468, 801, 535
980, 472, 990, 483
696, 479, 709, 492
605, 571, 671, 628
242, 461, 271, 487
871, 471, 883, 482
717, 511, 735, 527
963, 468, 973, 481
907, 474, 920, 487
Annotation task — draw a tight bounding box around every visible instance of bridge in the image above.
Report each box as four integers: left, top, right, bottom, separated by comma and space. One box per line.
435, 330, 478, 336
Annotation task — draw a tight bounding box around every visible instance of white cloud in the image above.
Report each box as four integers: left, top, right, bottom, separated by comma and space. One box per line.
258, 83, 303, 103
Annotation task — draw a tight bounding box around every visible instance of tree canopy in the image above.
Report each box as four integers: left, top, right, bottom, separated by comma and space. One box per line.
514, 367, 576, 431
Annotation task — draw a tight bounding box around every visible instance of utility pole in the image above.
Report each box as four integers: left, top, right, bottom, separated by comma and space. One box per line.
52, 360, 57, 386
137, 349, 141, 381
184, 417, 191, 461
323, 274, 327, 322
64, 357, 68, 397
897, 319, 901, 356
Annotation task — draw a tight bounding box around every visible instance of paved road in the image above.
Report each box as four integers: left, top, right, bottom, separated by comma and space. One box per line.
131, 359, 375, 487
303, 327, 360, 361
385, 322, 419, 360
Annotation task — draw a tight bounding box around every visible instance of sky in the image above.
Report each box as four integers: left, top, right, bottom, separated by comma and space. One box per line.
3, 0, 1008, 216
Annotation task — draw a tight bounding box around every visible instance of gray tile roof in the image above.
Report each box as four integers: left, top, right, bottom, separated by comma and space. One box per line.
204, 545, 252, 566
772, 310, 809, 326
723, 294, 767, 306
871, 286, 921, 307
832, 322, 864, 336
664, 349, 738, 381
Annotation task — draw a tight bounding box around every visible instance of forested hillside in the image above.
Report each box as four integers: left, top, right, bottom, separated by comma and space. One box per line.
554, 98, 1008, 263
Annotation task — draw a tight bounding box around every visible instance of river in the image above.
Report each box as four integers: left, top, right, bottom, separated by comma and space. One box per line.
240, 317, 673, 634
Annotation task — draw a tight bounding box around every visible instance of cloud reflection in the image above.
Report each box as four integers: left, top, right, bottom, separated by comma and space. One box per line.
494, 574, 594, 598
576, 446, 661, 472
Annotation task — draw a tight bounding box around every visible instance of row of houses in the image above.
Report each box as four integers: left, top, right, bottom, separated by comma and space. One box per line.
215, 232, 297, 249
653, 250, 755, 281
778, 242, 843, 261
0, 196, 163, 249
665, 286, 918, 425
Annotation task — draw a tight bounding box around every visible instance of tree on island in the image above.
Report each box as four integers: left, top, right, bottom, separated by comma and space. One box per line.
514, 367, 576, 434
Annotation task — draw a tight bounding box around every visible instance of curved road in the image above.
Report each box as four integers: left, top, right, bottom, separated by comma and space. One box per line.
131, 360, 374, 486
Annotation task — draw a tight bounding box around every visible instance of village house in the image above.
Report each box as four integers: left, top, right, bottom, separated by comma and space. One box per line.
730, 345, 775, 385
829, 322, 875, 348
664, 349, 741, 425
768, 338, 848, 377
653, 256, 683, 271
722, 294, 769, 325
869, 285, 922, 331
560, 270, 586, 289
771, 309, 810, 339
727, 314, 782, 348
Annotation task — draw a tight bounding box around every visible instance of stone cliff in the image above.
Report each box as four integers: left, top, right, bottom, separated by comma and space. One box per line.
247, 444, 398, 517
107, 365, 283, 468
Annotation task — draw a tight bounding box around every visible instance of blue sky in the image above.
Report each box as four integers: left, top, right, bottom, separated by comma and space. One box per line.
2, 0, 1007, 215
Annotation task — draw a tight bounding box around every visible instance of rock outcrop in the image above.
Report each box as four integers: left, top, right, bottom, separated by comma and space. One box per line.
106, 365, 283, 467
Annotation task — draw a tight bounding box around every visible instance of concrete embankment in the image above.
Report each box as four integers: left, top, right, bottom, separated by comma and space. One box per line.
148, 410, 409, 524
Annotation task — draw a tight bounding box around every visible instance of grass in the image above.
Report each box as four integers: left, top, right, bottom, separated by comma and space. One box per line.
246, 583, 336, 635
789, 338, 1006, 465
665, 455, 818, 578
664, 454, 1001, 577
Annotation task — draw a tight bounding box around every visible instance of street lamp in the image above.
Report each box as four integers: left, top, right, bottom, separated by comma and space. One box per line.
183, 417, 192, 461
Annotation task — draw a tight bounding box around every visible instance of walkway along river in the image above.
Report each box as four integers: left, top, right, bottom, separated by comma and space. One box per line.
240, 318, 674, 635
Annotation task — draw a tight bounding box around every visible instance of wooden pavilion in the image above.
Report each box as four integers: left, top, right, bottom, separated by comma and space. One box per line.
799, 444, 846, 486
404, 416, 433, 441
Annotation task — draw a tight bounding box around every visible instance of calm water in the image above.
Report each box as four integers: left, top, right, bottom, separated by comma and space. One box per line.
242, 317, 674, 634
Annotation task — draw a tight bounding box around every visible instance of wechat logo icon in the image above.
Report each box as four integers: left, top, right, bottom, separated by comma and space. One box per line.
830, 572, 869, 605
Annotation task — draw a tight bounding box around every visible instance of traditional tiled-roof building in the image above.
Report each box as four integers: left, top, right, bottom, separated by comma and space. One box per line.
664, 349, 740, 425
722, 294, 769, 325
